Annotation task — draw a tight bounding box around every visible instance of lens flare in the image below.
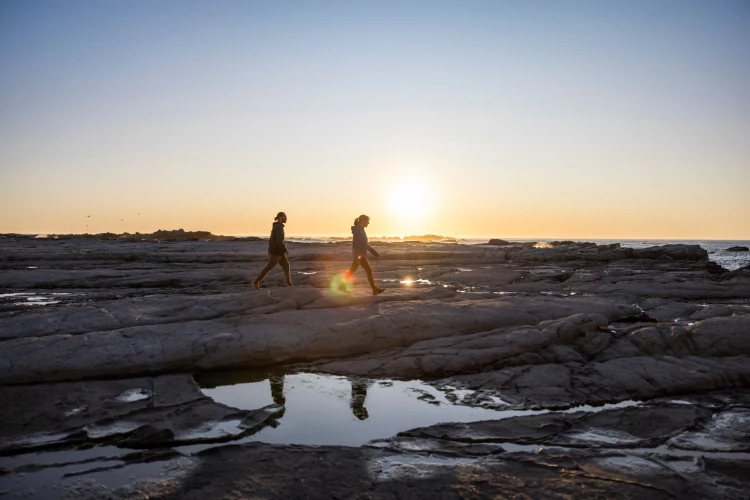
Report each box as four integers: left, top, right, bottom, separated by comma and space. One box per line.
331, 273, 354, 295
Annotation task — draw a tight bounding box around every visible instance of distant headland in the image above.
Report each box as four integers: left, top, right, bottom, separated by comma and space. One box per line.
0, 230, 462, 243
0, 229, 261, 242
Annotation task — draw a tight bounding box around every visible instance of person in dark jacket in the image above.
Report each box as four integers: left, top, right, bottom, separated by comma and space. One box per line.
340, 215, 384, 295
252, 212, 293, 289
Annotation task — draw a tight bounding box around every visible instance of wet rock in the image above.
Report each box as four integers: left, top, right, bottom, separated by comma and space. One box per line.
0, 375, 282, 453
0, 297, 641, 384
1, 237, 749, 498
554, 405, 713, 448
726, 246, 749, 252
667, 409, 750, 452
400, 413, 570, 443
395, 403, 714, 451
87, 440, 746, 500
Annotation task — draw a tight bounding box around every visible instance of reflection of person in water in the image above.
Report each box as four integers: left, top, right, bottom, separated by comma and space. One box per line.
269, 375, 285, 406
350, 378, 370, 420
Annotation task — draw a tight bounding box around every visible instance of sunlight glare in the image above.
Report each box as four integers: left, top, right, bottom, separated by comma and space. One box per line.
387, 180, 430, 220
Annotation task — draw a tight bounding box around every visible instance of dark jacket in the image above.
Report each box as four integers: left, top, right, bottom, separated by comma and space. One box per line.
268, 222, 287, 256
351, 225, 378, 259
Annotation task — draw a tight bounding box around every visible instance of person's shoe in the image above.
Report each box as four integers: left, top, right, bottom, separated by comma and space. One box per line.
251, 281, 261, 290
285, 282, 295, 287
372, 287, 385, 296
338, 283, 350, 293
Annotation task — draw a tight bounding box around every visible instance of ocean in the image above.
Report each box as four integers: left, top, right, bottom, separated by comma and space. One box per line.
285, 237, 750, 271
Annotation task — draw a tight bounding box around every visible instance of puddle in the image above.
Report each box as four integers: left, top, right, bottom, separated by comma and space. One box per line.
194, 373, 643, 448
197, 373, 519, 447
374, 454, 477, 474
61, 456, 196, 490
399, 279, 433, 285
84, 421, 141, 439
175, 419, 245, 441
554, 428, 643, 446
596, 454, 663, 473
0, 446, 128, 471
0, 457, 124, 498
14, 431, 73, 448
667, 410, 750, 452
115, 388, 152, 403
673, 317, 696, 326
0, 453, 194, 498
455, 287, 488, 294
0, 291, 82, 307
3, 371, 749, 495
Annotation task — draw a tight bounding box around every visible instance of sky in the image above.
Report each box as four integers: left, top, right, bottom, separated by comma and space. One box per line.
1, 0, 749, 239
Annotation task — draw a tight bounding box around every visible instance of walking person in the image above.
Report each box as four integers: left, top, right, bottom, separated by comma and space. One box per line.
252, 212, 293, 289
340, 215, 385, 295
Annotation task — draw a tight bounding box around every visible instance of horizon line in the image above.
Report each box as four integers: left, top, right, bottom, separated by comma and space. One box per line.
4, 231, 749, 242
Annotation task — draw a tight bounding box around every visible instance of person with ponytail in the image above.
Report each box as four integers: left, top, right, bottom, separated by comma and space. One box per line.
252, 212, 293, 289
340, 215, 385, 295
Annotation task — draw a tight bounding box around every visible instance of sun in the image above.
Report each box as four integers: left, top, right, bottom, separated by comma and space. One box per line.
387, 180, 430, 220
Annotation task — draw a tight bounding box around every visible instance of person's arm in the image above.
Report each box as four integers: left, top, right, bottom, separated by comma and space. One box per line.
280, 227, 289, 254
367, 245, 379, 257
272, 226, 285, 254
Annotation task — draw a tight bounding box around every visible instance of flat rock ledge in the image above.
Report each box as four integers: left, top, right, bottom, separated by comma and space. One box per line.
1, 238, 748, 498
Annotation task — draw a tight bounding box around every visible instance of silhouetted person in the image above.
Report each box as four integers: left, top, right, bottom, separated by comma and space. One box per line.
253, 212, 293, 289
350, 379, 370, 420
340, 215, 384, 295
269, 375, 286, 406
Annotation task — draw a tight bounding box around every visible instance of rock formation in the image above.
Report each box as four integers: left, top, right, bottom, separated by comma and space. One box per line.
0, 236, 748, 498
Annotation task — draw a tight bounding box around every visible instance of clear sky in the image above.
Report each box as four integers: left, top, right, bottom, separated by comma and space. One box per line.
1, 0, 749, 239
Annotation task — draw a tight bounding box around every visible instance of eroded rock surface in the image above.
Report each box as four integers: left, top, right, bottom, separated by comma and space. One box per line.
1, 237, 748, 497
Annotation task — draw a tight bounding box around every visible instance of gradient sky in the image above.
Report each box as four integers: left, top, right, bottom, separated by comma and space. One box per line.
1, 0, 749, 239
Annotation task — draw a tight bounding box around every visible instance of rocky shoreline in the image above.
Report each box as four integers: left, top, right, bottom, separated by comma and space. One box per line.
1, 237, 748, 498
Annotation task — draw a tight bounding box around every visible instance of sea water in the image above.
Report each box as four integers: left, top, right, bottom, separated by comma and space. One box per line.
285, 237, 750, 271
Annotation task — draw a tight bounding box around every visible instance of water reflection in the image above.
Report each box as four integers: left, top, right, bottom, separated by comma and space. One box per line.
350, 379, 370, 420
196, 372, 524, 447
269, 375, 285, 406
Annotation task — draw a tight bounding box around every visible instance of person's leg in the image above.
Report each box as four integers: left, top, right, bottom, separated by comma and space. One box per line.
279, 254, 293, 286
359, 258, 384, 295
338, 259, 360, 292
253, 255, 280, 288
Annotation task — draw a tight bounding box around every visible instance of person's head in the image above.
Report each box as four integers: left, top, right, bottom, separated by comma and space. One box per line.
354, 214, 370, 227
274, 212, 287, 223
